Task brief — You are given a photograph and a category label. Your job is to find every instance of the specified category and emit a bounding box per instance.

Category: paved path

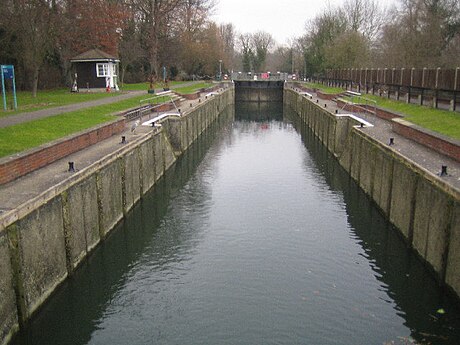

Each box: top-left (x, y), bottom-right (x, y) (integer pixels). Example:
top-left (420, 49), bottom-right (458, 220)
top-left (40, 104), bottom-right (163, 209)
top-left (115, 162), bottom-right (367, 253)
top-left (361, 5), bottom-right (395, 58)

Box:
top-left (0, 91), bottom-right (145, 128)
top-left (0, 81), bottom-right (201, 128)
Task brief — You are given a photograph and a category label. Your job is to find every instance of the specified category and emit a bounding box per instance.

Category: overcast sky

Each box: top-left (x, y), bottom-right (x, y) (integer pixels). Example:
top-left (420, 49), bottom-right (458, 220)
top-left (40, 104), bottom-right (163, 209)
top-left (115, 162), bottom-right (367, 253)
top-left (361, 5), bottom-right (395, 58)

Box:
top-left (211, 0), bottom-right (398, 45)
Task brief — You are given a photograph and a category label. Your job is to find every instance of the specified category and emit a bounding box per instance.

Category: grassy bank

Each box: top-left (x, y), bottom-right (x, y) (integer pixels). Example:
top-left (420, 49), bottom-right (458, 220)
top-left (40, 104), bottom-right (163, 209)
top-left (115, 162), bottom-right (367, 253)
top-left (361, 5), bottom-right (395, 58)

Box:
top-left (363, 95), bottom-right (460, 140)
top-left (0, 89), bottom-right (120, 117)
top-left (174, 82), bottom-right (213, 94)
top-left (304, 82), bottom-right (460, 140)
top-left (120, 80), bottom-right (189, 91)
top-left (0, 94), bottom-right (166, 158)
top-left (303, 82), bottom-right (344, 94)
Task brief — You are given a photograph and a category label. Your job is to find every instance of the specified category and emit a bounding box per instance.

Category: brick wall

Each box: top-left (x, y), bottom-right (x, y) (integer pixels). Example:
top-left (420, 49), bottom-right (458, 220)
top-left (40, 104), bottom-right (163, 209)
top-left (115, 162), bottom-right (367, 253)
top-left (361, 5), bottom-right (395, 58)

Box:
top-left (392, 119), bottom-right (460, 162)
top-left (182, 92), bottom-right (200, 100)
top-left (316, 90), bottom-right (338, 101)
top-left (0, 119), bottom-right (126, 185)
top-left (334, 98), bottom-right (459, 162)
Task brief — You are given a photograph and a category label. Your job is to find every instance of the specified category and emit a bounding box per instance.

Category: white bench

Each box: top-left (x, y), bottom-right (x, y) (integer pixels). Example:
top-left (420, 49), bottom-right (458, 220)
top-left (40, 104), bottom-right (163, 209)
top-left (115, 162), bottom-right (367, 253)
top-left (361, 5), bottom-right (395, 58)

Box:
top-left (345, 90), bottom-right (361, 97)
top-left (142, 112), bottom-right (181, 127)
top-left (336, 114), bottom-right (374, 128)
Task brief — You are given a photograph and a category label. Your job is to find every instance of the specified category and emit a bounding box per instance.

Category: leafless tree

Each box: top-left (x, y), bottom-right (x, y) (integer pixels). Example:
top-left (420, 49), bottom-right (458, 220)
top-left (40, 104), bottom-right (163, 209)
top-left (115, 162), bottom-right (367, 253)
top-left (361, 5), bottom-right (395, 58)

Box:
top-left (2, 0), bottom-right (57, 96)
top-left (343, 0), bottom-right (388, 41)
top-left (251, 31), bottom-right (274, 72)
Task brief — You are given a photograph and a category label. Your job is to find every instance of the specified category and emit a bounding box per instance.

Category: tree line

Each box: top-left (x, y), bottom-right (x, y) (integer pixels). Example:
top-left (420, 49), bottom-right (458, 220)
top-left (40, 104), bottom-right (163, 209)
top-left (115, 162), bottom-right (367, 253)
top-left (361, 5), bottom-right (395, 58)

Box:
top-left (1, 0), bottom-right (459, 95)
top-left (237, 0), bottom-right (460, 78)
top-left (0, 0), bottom-right (238, 96)
top-left (296, 0), bottom-right (460, 78)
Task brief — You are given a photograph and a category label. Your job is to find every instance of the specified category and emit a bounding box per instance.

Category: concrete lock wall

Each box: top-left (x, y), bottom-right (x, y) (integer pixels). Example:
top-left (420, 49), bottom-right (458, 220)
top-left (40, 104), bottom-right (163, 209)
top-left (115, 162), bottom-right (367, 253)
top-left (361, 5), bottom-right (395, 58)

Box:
top-left (285, 88), bottom-right (460, 299)
top-left (0, 87), bottom-right (234, 345)
top-left (234, 81), bottom-right (284, 103)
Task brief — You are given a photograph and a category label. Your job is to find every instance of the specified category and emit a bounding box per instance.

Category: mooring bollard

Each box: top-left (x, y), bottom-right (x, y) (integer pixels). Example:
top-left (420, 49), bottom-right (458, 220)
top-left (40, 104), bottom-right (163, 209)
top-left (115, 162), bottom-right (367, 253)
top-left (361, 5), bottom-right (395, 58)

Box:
top-left (121, 136), bottom-right (126, 144)
top-left (68, 162), bottom-right (75, 172)
top-left (389, 138), bottom-right (394, 146)
top-left (440, 165), bottom-right (448, 176)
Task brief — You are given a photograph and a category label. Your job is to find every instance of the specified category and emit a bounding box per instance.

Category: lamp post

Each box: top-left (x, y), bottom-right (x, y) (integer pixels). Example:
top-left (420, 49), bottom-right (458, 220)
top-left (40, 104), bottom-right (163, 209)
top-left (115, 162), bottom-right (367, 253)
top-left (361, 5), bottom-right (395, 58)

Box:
top-left (219, 60), bottom-right (222, 81)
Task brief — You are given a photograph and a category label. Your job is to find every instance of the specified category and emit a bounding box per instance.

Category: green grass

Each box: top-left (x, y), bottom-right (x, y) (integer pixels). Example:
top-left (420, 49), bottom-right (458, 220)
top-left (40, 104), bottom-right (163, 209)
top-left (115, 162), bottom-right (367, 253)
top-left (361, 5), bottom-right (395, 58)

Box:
top-left (174, 82), bottom-right (213, 94)
top-left (338, 93), bottom-right (460, 140)
top-left (361, 95), bottom-right (460, 140)
top-left (0, 88), bottom-right (120, 117)
top-left (120, 81), bottom-right (190, 91)
top-left (0, 94), bottom-right (170, 158)
top-left (302, 82), bottom-right (345, 94)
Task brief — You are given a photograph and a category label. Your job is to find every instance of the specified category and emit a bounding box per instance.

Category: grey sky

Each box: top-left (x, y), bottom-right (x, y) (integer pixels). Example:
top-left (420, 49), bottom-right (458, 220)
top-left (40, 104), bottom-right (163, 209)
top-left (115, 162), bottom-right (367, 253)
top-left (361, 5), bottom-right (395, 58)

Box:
top-left (212, 0), bottom-right (398, 45)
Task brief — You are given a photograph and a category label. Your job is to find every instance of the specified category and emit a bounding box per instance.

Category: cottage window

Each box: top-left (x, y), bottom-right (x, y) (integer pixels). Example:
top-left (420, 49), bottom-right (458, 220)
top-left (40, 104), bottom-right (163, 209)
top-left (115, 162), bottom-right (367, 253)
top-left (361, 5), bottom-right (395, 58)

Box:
top-left (96, 63), bottom-right (110, 77)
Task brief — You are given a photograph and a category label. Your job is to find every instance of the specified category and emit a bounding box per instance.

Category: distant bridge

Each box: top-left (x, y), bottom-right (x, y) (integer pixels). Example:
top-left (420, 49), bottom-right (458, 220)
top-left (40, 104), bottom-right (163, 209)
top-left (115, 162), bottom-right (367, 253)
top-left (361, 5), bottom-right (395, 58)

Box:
top-left (231, 72), bottom-right (289, 81)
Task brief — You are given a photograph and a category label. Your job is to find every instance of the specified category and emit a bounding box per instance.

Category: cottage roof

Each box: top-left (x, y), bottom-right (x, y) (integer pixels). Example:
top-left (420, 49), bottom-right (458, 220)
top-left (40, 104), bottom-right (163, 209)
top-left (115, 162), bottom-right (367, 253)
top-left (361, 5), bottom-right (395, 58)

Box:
top-left (70, 49), bottom-right (119, 62)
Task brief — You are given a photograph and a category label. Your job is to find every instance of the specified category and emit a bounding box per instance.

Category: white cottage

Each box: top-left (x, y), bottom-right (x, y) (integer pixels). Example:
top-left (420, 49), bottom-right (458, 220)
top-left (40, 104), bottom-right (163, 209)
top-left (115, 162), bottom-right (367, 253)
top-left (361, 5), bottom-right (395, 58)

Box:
top-left (70, 49), bottom-right (119, 91)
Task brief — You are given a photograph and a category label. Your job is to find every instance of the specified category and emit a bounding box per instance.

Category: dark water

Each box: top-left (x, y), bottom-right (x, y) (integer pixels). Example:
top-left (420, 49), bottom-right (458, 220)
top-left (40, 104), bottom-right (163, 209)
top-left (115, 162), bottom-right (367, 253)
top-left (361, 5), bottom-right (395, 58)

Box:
top-left (12, 103), bottom-right (460, 345)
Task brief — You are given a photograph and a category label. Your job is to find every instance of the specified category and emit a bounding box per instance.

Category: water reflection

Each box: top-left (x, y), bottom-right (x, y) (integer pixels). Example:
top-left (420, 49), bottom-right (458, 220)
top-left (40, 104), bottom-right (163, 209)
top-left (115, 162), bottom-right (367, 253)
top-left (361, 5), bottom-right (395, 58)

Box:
top-left (11, 103), bottom-right (460, 345)
top-left (285, 106), bottom-right (460, 345)
top-left (11, 106), bottom-right (235, 345)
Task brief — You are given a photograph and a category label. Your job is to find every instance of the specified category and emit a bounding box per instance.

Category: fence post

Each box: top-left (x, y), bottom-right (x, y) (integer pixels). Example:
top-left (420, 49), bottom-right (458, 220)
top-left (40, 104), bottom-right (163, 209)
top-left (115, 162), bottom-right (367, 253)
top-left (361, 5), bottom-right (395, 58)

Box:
top-left (433, 67), bottom-right (440, 109)
top-left (407, 68), bottom-right (414, 104)
top-left (451, 67), bottom-right (459, 111)
top-left (419, 67), bottom-right (426, 105)
top-left (365, 68), bottom-right (369, 94)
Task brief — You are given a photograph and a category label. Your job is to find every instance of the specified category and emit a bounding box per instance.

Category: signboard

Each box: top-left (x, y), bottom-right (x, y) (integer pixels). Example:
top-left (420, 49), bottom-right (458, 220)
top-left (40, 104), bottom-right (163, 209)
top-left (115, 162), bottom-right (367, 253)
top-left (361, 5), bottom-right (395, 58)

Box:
top-left (2, 65), bottom-right (14, 79)
top-left (1, 64), bottom-right (17, 110)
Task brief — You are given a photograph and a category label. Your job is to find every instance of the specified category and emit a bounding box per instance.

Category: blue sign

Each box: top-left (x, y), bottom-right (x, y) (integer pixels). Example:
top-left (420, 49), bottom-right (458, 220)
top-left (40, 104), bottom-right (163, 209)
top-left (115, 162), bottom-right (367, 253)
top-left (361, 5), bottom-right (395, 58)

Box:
top-left (2, 65), bottom-right (14, 79)
top-left (1, 65), bottom-right (17, 110)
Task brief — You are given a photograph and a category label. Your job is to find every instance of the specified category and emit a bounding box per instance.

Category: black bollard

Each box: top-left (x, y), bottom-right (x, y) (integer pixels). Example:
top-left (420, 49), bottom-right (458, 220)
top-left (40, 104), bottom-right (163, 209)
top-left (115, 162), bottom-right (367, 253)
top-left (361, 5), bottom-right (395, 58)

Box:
top-left (440, 165), bottom-right (448, 176)
top-left (389, 138), bottom-right (394, 146)
top-left (68, 162), bottom-right (75, 172)
top-left (121, 136), bottom-right (126, 144)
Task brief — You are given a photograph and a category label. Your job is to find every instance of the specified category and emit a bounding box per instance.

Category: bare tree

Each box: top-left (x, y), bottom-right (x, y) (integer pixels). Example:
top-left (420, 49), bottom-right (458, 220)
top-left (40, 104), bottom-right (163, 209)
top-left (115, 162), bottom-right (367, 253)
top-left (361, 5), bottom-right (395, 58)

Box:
top-left (239, 33), bottom-right (254, 72)
top-left (219, 23), bottom-right (236, 71)
top-left (251, 31), bottom-right (274, 72)
top-left (377, 0), bottom-right (460, 67)
top-left (133, 0), bottom-right (182, 78)
top-left (3, 0), bottom-right (57, 96)
top-left (343, 0), bottom-right (388, 41)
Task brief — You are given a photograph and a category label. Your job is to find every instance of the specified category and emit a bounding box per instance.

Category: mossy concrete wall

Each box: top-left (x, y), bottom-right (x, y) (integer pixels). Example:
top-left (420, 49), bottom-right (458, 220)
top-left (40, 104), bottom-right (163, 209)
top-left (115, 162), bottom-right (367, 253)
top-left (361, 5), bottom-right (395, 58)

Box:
top-left (0, 232), bottom-right (18, 345)
top-left (234, 81), bottom-right (284, 103)
top-left (0, 87), bottom-right (234, 345)
top-left (285, 88), bottom-right (460, 299)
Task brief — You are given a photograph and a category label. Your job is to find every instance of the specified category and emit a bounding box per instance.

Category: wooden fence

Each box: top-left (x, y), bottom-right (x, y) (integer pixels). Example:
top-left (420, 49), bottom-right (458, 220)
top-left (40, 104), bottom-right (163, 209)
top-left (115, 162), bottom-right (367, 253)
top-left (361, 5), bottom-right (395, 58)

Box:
top-left (318, 68), bottom-right (460, 111)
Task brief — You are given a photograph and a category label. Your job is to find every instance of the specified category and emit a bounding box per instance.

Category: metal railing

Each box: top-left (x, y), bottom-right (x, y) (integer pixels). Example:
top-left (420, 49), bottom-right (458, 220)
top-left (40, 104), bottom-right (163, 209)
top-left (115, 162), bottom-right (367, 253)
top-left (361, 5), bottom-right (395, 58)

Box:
top-left (339, 91), bottom-right (377, 116)
top-left (124, 90), bottom-right (181, 120)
